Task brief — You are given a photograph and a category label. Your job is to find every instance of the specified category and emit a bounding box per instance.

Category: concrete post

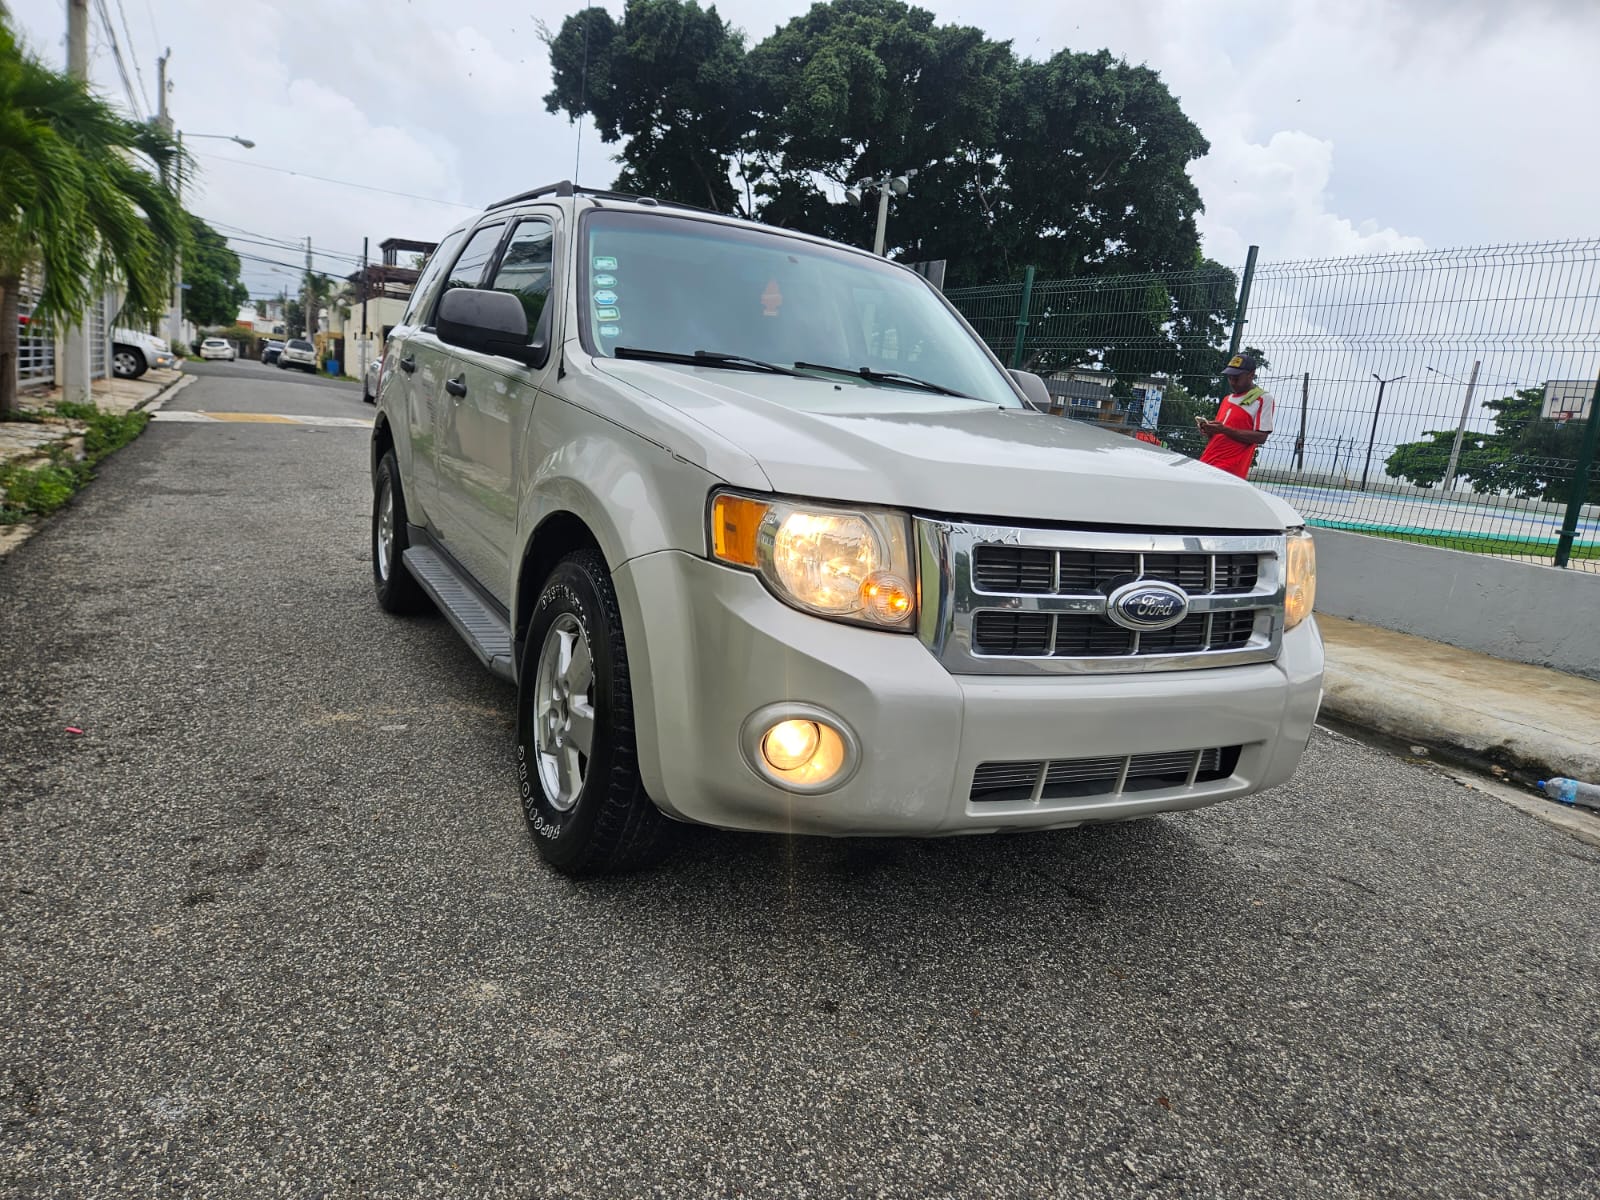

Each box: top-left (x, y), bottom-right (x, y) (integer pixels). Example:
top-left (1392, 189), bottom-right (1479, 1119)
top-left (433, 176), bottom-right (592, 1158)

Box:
top-left (60, 0), bottom-right (93, 403)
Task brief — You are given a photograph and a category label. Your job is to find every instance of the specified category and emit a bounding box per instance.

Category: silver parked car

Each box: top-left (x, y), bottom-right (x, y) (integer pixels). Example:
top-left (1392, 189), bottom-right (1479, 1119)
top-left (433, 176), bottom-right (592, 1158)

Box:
top-left (362, 351), bottom-right (381, 403)
top-left (277, 338), bottom-right (316, 372)
top-left (369, 181), bottom-right (1323, 876)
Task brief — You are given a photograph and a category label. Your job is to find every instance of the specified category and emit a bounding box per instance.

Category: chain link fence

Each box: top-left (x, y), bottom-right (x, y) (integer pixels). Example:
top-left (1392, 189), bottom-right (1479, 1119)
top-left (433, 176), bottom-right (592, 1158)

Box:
top-left (946, 240), bottom-right (1600, 567)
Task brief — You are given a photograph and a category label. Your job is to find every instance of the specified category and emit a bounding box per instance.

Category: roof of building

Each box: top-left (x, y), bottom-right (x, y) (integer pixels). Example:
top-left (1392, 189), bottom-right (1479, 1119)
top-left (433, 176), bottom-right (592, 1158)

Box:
top-left (1044, 376), bottom-right (1114, 404)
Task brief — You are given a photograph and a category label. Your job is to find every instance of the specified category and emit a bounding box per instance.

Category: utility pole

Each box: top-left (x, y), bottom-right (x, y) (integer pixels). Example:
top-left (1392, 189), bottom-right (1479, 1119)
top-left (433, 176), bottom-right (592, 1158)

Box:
top-left (359, 236), bottom-right (369, 383)
top-left (1441, 360), bottom-right (1482, 493)
top-left (304, 237), bottom-right (314, 342)
top-left (156, 49), bottom-right (184, 351)
top-left (67, 1), bottom-right (89, 76)
top-left (1361, 373), bottom-right (1406, 492)
top-left (61, 1), bottom-right (93, 404)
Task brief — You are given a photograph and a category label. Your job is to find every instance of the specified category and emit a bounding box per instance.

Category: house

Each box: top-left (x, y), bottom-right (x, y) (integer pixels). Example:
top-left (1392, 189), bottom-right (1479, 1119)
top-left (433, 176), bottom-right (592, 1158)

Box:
top-left (331, 236), bottom-right (437, 374)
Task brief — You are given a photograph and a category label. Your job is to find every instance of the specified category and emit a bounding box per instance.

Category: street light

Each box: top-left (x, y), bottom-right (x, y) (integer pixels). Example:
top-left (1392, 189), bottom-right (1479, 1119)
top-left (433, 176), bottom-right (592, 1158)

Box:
top-left (842, 169), bottom-right (918, 257)
top-left (1360, 372), bottom-right (1406, 492)
top-left (1428, 362), bottom-right (1482, 493)
top-left (163, 129), bottom-right (256, 348)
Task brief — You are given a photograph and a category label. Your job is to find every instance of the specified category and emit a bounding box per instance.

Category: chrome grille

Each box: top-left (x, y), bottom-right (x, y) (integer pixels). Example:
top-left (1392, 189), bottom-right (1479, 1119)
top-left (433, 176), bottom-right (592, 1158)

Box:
top-left (971, 747), bottom-right (1236, 803)
top-left (919, 521), bottom-right (1285, 675)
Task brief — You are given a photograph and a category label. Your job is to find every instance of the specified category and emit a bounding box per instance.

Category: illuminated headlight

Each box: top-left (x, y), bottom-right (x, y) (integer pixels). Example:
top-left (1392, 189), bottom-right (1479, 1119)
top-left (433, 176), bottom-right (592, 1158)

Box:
top-left (1285, 528), bottom-right (1316, 630)
top-left (709, 492), bottom-right (916, 630)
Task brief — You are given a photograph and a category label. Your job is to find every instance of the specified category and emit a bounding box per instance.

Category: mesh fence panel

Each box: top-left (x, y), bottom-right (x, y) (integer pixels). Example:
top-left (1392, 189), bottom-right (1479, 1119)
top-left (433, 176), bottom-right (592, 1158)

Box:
top-left (947, 241), bottom-right (1600, 566)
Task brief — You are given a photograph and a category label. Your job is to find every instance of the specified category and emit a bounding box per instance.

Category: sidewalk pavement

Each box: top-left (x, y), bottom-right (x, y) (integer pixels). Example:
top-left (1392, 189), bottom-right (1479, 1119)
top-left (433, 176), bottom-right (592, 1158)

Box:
top-left (1318, 613), bottom-right (1600, 787)
top-left (0, 367), bottom-right (189, 558)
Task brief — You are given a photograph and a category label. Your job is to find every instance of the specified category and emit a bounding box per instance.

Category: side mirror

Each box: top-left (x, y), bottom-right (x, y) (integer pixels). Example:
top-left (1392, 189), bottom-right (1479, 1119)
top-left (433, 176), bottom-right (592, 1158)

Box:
top-left (1009, 368), bottom-right (1052, 413)
top-left (437, 288), bottom-right (544, 367)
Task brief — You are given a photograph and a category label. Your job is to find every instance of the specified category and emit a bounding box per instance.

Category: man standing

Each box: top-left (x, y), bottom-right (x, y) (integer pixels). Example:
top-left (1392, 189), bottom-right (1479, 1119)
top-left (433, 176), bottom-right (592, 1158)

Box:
top-left (1198, 353), bottom-right (1275, 479)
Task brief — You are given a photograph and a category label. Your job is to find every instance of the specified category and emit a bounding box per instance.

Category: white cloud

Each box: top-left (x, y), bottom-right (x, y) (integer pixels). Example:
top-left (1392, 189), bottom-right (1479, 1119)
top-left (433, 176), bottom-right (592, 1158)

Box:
top-left (10, 0), bottom-right (1599, 295)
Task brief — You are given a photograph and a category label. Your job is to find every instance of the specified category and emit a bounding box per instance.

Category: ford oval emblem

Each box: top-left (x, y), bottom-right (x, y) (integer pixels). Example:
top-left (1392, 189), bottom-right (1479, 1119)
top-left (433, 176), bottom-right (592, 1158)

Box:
top-left (1106, 580), bottom-right (1190, 632)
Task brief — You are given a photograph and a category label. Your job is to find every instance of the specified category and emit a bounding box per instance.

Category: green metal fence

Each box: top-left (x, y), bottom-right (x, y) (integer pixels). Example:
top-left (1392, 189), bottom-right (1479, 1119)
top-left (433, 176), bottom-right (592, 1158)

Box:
top-left (946, 240), bottom-right (1600, 568)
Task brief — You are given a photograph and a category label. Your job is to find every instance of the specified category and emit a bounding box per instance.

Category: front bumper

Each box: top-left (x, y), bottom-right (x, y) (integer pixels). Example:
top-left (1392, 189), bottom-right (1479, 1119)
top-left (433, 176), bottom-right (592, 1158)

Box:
top-left (613, 551), bottom-right (1324, 837)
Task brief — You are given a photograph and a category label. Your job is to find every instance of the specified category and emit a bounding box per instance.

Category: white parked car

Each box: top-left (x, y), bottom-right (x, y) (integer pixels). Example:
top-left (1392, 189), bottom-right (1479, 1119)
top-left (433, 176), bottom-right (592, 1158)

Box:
top-left (278, 338), bottom-right (317, 372)
top-left (199, 337), bottom-right (238, 361)
top-left (111, 327), bottom-right (178, 377)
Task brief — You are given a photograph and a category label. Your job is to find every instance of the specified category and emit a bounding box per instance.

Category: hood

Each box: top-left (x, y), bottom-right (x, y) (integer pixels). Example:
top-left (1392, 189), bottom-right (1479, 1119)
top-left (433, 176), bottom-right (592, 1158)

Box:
top-left (594, 361), bottom-right (1297, 531)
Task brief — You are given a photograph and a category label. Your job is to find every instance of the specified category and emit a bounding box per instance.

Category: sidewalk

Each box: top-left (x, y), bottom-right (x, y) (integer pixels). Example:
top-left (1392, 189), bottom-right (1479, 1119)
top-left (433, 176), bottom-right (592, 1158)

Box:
top-left (0, 367), bottom-right (189, 558)
top-left (1318, 613), bottom-right (1600, 786)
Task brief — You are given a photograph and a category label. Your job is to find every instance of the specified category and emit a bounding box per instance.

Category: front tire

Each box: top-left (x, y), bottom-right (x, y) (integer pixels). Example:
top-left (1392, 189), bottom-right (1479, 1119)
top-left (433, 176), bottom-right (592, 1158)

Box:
top-left (111, 346), bottom-right (146, 379)
top-left (516, 550), bottom-right (670, 876)
top-left (371, 450), bottom-right (431, 615)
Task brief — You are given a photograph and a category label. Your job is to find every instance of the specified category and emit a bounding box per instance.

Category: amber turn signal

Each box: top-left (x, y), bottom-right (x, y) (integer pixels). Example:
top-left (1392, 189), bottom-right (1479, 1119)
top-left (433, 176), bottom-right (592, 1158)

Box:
top-left (711, 494), bottom-right (769, 568)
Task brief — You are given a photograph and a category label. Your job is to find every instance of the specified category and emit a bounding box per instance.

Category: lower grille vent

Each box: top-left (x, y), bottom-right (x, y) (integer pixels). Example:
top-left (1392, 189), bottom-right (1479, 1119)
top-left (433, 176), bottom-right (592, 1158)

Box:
top-left (970, 746), bottom-right (1237, 803)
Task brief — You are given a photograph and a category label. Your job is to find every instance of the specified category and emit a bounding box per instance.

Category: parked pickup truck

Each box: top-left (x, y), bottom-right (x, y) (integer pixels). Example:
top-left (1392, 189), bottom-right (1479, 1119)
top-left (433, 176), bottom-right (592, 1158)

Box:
top-left (369, 181), bottom-right (1323, 876)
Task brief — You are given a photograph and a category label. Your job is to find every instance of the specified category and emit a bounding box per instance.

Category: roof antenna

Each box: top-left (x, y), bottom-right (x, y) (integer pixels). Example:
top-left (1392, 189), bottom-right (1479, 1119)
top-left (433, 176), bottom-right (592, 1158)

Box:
top-left (574, 1), bottom-right (592, 184)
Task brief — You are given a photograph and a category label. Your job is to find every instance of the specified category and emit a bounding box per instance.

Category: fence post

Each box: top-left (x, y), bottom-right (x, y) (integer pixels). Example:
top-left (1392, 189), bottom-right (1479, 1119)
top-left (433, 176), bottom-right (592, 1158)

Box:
top-left (1010, 265), bottom-right (1036, 370)
top-left (1295, 371), bottom-right (1308, 472)
top-left (1228, 245), bottom-right (1259, 358)
top-left (1553, 370), bottom-right (1600, 568)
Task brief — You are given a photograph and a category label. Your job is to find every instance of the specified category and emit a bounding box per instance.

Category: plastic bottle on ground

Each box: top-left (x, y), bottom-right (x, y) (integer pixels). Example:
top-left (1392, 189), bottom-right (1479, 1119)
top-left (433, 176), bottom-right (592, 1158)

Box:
top-left (1538, 778), bottom-right (1600, 811)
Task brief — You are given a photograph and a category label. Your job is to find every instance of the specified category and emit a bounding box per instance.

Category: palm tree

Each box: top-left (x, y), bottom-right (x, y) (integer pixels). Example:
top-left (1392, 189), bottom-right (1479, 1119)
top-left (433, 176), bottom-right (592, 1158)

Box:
top-left (0, 16), bottom-right (188, 418)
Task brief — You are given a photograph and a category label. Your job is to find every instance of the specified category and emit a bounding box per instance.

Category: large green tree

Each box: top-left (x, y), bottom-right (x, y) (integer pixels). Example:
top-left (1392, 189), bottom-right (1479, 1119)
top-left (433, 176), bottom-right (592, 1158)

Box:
top-left (183, 214), bottom-right (248, 328)
top-left (0, 15), bottom-right (187, 418)
top-left (1385, 385), bottom-right (1598, 503)
top-left (544, 0), bottom-right (1214, 288)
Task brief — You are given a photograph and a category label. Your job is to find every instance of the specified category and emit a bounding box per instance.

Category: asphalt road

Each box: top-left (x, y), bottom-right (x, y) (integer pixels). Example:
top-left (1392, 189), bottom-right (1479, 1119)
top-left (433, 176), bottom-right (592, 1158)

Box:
top-left (184, 356), bottom-right (366, 401)
top-left (2, 366), bottom-right (1597, 1198)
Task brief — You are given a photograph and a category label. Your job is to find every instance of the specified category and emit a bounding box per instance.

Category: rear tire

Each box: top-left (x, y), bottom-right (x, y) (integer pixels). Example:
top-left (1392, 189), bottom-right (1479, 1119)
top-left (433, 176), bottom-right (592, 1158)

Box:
top-left (516, 550), bottom-right (671, 876)
top-left (371, 450), bottom-right (431, 615)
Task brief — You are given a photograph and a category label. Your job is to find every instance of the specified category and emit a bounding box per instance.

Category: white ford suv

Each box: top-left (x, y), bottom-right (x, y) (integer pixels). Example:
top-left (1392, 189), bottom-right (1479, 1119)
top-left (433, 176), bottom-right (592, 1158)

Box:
top-left (369, 182), bottom-right (1323, 876)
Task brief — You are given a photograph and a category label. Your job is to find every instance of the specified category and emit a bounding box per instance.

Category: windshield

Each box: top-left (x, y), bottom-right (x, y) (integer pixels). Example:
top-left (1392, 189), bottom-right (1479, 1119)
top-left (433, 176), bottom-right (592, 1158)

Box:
top-left (287, 340), bottom-right (312, 351)
top-left (581, 210), bottom-right (1019, 407)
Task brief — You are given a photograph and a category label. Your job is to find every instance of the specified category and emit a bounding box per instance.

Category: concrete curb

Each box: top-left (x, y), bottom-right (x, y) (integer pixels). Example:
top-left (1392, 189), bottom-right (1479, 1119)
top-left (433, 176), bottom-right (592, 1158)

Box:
top-left (1318, 663), bottom-right (1600, 787)
top-left (137, 372), bottom-right (193, 413)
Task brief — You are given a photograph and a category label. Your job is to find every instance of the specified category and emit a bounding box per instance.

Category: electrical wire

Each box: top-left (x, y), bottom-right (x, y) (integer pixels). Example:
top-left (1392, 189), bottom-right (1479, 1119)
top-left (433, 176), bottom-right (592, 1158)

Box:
top-left (113, 0), bottom-right (153, 115)
top-left (91, 0), bottom-right (144, 120)
top-left (192, 153), bottom-right (478, 209)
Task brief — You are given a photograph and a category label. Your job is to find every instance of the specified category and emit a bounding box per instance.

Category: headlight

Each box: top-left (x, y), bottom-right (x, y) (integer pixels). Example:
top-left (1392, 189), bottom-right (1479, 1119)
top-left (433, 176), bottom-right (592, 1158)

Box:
top-left (1285, 528), bottom-right (1316, 630)
top-left (710, 492), bottom-right (916, 630)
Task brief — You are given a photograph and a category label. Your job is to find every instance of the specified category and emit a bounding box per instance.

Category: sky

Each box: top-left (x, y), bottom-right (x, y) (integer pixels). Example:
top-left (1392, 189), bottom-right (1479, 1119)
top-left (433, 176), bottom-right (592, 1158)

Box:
top-left (10, 0), bottom-right (1600, 303)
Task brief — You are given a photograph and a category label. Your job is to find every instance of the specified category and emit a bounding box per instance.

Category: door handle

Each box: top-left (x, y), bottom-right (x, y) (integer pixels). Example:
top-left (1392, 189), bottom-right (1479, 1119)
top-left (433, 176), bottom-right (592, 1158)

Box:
top-left (399, 354), bottom-right (416, 374)
top-left (445, 374), bottom-right (468, 398)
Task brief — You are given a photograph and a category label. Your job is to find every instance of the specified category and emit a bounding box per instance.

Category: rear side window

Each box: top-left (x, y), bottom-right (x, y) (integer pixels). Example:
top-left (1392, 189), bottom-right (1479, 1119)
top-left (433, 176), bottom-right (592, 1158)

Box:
top-left (429, 223), bottom-right (507, 322)
top-left (487, 218), bottom-right (555, 337)
top-left (402, 228), bottom-right (466, 327)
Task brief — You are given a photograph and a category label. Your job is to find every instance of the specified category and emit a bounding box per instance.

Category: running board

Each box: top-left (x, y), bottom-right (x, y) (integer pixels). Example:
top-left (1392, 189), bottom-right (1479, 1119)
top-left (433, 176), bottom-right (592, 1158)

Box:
top-left (401, 544), bottom-right (516, 682)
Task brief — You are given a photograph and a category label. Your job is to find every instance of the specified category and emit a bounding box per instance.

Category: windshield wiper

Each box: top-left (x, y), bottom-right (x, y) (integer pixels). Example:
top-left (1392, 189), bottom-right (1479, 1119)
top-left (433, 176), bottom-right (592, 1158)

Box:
top-left (792, 361), bottom-right (975, 399)
top-left (613, 347), bottom-right (799, 376)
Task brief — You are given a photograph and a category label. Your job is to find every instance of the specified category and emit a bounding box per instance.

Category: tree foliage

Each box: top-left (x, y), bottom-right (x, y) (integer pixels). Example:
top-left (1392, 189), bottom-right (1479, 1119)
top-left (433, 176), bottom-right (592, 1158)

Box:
top-left (1385, 386), bottom-right (1598, 503)
top-left (544, 0), bottom-right (1213, 288)
top-left (0, 15), bottom-right (188, 417)
top-left (183, 214), bottom-right (248, 328)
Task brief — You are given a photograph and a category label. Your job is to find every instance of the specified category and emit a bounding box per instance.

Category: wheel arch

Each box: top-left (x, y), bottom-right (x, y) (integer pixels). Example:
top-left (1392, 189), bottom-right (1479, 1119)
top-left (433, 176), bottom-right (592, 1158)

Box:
top-left (371, 413), bottom-right (395, 481)
top-left (513, 510), bottom-right (607, 673)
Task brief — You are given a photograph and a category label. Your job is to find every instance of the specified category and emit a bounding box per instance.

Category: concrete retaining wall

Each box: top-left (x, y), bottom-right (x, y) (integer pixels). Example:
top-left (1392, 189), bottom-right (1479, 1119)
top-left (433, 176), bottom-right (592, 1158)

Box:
top-left (1312, 527), bottom-right (1600, 679)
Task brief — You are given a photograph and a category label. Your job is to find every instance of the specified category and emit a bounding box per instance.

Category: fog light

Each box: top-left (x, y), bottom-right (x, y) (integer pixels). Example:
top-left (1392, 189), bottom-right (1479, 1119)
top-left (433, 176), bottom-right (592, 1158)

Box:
top-left (762, 720), bottom-right (821, 771)
top-left (741, 704), bottom-right (861, 794)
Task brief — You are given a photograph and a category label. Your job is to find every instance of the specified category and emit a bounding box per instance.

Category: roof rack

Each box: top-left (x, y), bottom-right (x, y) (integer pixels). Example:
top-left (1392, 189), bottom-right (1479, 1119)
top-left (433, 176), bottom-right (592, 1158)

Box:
top-left (484, 180), bottom-right (724, 217)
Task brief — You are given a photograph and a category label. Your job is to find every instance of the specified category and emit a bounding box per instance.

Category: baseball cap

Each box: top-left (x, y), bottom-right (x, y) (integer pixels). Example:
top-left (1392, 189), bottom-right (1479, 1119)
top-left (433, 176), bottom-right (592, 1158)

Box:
top-left (1222, 353), bottom-right (1257, 376)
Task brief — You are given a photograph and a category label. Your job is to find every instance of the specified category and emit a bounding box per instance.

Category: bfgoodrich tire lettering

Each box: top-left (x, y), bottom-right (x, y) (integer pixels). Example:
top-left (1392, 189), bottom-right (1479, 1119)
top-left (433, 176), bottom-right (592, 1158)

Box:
top-left (516, 549), bottom-right (670, 875)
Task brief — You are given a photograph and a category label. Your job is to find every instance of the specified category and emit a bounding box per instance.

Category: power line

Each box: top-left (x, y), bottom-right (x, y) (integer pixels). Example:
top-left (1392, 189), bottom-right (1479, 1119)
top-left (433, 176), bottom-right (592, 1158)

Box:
top-left (91, 0), bottom-right (144, 119)
top-left (192, 153), bottom-right (478, 209)
top-left (113, 0), bottom-right (153, 114)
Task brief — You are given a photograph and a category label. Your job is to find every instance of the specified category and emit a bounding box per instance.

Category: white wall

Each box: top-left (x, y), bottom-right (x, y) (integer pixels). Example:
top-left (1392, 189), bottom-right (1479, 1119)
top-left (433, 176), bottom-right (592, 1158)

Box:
top-left (1313, 527), bottom-right (1600, 679)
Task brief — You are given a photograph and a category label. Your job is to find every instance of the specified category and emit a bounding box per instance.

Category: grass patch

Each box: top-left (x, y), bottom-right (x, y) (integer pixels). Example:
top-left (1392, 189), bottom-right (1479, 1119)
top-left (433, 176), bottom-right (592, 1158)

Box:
top-left (1320, 523), bottom-right (1600, 561)
top-left (0, 403), bottom-right (150, 524)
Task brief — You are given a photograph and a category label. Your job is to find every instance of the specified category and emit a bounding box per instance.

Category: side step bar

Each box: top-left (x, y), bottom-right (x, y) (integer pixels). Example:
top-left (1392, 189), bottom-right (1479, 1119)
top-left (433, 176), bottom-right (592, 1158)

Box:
top-left (401, 543), bottom-right (516, 682)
